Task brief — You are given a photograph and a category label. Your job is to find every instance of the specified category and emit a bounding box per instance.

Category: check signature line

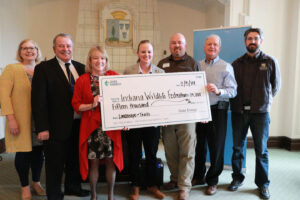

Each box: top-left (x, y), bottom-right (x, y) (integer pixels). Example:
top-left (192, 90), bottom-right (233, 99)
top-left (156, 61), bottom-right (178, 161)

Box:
top-left (151, 98), bottom-right (191, 106)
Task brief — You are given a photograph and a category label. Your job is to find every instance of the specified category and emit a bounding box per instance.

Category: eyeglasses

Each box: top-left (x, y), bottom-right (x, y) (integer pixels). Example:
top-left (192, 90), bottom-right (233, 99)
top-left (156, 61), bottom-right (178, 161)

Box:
top-left (246, 36), bottom-right (261, 41)
top-left (21, 47), bottom-right (37, 51)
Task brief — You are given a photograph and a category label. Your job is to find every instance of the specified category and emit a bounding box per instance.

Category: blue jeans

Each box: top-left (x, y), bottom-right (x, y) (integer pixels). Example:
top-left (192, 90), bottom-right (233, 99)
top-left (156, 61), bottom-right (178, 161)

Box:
top-left (231, 112), bottom-right (270, 187)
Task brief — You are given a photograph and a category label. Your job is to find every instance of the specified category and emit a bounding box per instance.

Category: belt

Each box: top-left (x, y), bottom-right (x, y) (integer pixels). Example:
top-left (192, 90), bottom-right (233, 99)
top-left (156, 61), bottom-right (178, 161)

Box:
top-left (211, 101), bottom-right (229, 110)
top-left (243, 105), bottom-right (251, 110)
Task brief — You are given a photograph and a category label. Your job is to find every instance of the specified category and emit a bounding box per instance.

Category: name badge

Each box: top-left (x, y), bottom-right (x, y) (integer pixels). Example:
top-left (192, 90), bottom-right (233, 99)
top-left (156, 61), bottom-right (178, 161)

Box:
top-left (259, 63), bottom-right (267, 70)
top-left (162, 63), bottom-right (170, 68)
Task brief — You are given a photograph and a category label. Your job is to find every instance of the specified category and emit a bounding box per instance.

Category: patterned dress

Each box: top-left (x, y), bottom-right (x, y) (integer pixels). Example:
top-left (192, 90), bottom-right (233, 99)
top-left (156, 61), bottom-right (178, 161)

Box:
top-left (87, 73), bottom-right (113, 160)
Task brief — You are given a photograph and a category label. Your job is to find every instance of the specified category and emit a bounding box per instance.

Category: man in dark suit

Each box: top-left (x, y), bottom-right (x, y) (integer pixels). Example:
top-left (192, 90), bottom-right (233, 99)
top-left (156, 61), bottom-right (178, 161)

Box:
top-left (32, 33), bottom-right (90, 200)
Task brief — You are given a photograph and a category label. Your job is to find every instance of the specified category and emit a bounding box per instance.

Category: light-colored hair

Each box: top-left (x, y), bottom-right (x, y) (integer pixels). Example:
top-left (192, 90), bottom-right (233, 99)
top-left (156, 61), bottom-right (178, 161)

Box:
top-left (16, 39), bottom-right (42, 63)
top-left (85, 45), bottom-right (110, 73)
top-left (205, 34), bottom-right (222, 46)
top-left (52, 33), bottom-right (73, 48)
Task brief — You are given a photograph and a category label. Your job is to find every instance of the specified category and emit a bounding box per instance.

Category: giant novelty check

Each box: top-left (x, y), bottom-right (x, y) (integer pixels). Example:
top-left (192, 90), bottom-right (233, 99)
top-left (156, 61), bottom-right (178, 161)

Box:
top-left (99, 72), bottom-right (211, 131)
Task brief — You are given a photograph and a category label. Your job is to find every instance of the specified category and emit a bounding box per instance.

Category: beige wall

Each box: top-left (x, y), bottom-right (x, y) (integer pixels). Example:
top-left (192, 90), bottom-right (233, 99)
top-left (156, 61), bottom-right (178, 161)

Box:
top-left (205, 0), bottom-right (225, 28)
top-left (0, 0), bottom-right (224, 69)
top-left (0, 0), bottom-right (79, 69)
top-left (74, 0), bottom-right (164, 74)
top-left (27, 0), bottom-right (79, 61)
top-left (157, 0), bottom-right (224, 57)
top-left (0, 0), bottom-right (29, 70)
top-left (158, 0), bottom-right (206, 56)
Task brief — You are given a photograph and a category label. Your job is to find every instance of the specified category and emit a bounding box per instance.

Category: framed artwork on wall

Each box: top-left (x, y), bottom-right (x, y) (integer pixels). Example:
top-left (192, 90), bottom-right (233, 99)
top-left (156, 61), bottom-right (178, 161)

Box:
top-left (106, 10), bottom-right (133, 47)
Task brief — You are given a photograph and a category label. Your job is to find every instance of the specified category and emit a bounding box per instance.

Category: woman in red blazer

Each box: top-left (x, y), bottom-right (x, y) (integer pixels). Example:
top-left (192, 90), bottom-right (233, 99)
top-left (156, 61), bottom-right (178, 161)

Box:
top-left (72, 46), bottom-right (123, 200)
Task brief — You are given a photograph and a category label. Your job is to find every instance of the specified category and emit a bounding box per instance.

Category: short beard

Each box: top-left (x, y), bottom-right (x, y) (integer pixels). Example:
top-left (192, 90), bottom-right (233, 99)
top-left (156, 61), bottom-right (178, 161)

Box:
top-left (246, 45), bottom-right (258, 53)
top-left (172, 49), bottom-right (184, 58)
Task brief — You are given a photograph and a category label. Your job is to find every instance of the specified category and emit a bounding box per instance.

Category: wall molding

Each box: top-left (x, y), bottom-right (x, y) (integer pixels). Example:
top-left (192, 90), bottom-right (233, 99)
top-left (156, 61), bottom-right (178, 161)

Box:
top-left (0, 139), bottom-right (5, 153)
top-left (247, 136), bottom-right (300, 151)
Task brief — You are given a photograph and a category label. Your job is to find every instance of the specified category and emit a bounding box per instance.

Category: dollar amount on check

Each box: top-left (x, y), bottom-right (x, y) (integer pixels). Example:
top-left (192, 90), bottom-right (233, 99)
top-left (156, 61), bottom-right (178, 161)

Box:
top-left (99, 72), bottom-right (211, 131)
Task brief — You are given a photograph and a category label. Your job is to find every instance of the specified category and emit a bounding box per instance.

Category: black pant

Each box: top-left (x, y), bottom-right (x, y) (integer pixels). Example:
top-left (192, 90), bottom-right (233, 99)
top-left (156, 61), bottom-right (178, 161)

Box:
top-left (15, 146), bottom-right (44, 187)
top-left (126, 127), bottom-right (160, 187)
top-left (44, 119), bottom-right (82, 200)
top-left (194, 106), bottom-right (228, 186)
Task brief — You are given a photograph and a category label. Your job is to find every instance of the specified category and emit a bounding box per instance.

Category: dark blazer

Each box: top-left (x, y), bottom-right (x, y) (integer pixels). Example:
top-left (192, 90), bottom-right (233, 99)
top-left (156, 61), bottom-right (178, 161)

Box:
top-left (31, 57), bottom-right (85, 141)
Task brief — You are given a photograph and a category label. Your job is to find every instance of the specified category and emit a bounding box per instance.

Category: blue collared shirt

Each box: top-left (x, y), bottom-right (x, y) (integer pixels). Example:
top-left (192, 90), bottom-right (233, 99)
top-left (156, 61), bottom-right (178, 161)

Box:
top-left (200, 56), bottom-right (237, 105)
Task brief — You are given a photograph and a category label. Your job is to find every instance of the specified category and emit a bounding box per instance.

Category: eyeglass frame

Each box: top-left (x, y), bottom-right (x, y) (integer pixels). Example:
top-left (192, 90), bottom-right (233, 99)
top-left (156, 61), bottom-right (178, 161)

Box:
top-left (21, 47), bottom-right (38, 51)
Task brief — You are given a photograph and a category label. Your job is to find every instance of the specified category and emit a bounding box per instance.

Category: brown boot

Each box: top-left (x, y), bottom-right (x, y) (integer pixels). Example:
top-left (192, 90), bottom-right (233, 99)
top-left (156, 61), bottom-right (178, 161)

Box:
top-left (147, 186), bottom-right (166, 199)
top-left (32, 182), bottom-right (46, 196)
top-left (178, 190), bottom-right (189, 200)
top-left (206, 185), bottom-right (217, 195)
top-left (21, 186), bottom-right (32, 200)
top-left (129, 186), bottom-right (140, 200)
top-left (164, 181), bottom-right (177, 190)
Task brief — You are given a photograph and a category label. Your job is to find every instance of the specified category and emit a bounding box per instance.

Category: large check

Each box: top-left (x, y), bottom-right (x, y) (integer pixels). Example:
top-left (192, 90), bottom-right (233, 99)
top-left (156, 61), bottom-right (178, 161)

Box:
top-left (99, 72), bottom-right (211, 131)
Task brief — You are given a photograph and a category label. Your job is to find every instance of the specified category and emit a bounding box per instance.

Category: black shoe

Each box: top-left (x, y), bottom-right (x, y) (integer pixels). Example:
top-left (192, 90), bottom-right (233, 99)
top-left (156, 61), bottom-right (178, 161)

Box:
top-left (228, 180), bottom-right (243, 191)
top-left (259, 186), bottom-right (270, 199)
top-left (64, 189), bottom-right (90, 197)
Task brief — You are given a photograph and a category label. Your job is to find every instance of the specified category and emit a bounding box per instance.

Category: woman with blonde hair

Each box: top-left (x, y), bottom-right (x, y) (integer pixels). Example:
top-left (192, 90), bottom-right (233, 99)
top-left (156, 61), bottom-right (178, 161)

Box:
top-left (123, 40), bottom-right (166, 200)
top-left (0, 39), bottom-right (45, 200)
top-left (72, 45), bottom-right (123, 200)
